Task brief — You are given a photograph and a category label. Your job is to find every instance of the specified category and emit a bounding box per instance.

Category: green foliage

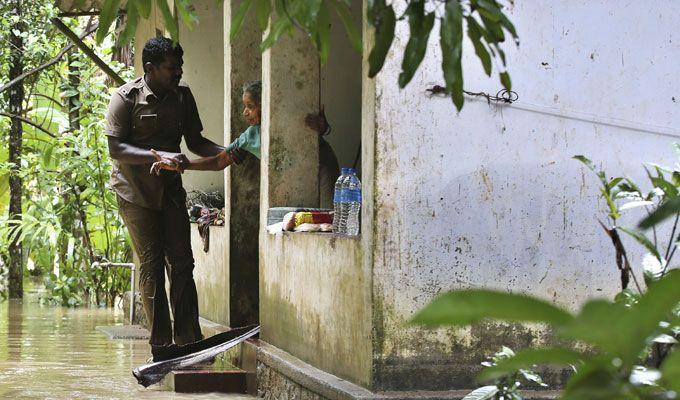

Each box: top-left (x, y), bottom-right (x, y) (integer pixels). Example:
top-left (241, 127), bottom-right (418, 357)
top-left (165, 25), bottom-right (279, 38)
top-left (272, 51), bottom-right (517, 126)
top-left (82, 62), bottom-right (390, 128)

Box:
top-left (641, 197), bottom-right (680, 229)
top-left (411, 289), bottom-right (573, 327)
top-left (99, 0), bottom-right (518, 111)
top-left (44, 273), bottom-right (83, 307)
top-left (573, 153), bottom-right (680, 292)
top-left (461, 346), bottom-right (547, 400)
top-left (412, 271), bottom-right (680, 399)
top-left (478, 347), bottom-right (581, 383)
top-left (96, 0), bottom-right (122, 44)
top-left (0, 8), bottom-right (134, 305)
top-left (413, 152), bottom-right (680, 397)
top-left (441, 1), bottom-right (464, 109)
top-left (398, 1), bottom-right (435, 88)
top-left (367, 0), bottom-right (395, 77)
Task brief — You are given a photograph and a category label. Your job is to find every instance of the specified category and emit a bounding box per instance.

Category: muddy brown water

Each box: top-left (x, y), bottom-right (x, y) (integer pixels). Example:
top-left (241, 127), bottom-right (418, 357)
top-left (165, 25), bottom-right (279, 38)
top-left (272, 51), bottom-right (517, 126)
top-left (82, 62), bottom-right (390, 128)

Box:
top-left (0, 289), bottom-right (252, 399)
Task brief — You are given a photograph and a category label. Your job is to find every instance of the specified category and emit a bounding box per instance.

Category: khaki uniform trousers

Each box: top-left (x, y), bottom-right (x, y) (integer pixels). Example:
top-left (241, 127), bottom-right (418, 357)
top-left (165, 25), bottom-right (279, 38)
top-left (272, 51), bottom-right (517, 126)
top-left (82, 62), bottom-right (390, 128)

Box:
top-left (117, 195), bottom-right (203, 346)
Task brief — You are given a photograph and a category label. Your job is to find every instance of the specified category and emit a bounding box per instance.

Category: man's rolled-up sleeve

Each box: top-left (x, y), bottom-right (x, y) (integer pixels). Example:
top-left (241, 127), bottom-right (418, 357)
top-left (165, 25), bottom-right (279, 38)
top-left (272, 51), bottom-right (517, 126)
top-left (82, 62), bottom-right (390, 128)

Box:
top-left (105, 92), bottom-right (131, 139)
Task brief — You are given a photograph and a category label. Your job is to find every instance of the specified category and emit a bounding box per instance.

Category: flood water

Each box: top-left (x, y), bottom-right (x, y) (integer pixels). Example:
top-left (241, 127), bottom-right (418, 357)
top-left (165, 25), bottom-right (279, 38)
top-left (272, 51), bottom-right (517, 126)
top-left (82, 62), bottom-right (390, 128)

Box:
top-left (0, 288), bottom-right (251, 399)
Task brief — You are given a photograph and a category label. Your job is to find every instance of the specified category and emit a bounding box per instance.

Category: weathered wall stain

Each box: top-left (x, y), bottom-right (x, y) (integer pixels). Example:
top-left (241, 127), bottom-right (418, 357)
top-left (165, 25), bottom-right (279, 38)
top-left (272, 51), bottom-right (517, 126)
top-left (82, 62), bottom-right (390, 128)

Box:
top-left (369, 0), bottom-right (679, 391)
top-left (260, 233), bottom-right (371, 387)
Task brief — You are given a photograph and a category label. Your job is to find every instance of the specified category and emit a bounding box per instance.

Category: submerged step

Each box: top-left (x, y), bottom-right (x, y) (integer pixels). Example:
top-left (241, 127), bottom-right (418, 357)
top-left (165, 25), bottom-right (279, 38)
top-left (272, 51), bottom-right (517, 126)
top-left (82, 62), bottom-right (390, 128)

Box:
top-left (165, 369), bottom-right (250, 393)
top-left (95, 324), bottom-right (150, 340)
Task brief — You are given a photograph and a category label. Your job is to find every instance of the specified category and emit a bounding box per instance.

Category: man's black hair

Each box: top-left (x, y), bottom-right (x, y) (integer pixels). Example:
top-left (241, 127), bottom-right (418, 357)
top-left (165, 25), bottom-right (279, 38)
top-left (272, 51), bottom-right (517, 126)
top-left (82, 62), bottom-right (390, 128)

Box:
top-left (142, 37), bottom-right (184, 68)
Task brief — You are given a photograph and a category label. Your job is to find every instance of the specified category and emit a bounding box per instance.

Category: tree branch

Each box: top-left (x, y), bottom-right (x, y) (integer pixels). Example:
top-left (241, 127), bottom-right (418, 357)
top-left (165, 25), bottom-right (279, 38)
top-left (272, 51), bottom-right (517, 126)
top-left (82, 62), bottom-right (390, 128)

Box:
top-left (0, 24), bottom-right (98, 95)
top-left (0, 112), bottom-right (57, 138)
top-left (51, 18), bottom-right (124, 86)
top-left (32, 93), bottom-right (65, 108)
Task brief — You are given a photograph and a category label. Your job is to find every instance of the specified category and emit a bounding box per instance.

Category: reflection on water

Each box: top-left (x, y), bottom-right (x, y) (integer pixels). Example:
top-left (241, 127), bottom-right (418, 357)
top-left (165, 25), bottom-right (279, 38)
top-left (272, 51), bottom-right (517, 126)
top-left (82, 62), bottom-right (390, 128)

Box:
top-left (0, 289), bottom-right (251, 400)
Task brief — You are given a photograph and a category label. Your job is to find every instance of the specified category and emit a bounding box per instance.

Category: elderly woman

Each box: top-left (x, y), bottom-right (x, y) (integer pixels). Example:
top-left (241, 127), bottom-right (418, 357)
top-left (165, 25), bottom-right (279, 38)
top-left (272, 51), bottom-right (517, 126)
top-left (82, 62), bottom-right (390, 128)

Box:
top-left (152, 80), bottom-right (340, 208)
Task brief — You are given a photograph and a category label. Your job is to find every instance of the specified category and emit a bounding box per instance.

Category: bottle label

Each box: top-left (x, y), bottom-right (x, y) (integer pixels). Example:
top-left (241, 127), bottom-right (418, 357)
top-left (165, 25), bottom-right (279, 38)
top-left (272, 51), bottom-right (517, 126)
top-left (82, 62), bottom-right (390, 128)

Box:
top-left (339, 188), bottom-right (348, 202)
top-left (346, 189), bottom-right (362, 203)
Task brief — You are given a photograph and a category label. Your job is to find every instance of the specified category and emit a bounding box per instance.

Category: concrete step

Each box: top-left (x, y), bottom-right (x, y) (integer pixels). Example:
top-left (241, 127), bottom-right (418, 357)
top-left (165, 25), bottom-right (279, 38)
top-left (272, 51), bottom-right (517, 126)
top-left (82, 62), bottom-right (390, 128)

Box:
top-left (164, 369), bottom-right (255, 394)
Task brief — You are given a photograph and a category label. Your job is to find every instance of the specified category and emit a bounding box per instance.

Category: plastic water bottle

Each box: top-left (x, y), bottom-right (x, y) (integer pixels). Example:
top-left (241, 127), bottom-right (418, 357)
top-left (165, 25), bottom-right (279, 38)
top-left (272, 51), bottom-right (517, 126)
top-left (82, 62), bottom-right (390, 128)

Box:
top-left (338, 170), bottom-right (352, 235)
top-left (332, 168), bottom-right (349, 233)
top-left (344, 169), bottom-right (361, 236)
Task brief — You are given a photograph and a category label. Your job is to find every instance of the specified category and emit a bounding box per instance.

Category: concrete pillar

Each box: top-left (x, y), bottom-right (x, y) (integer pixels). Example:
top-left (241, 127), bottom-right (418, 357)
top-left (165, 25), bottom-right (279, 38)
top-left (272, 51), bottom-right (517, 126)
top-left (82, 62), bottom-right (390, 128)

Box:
top-left (260, 20), bottom-right (320, 221)
top-left (224, 0), bottom-right (262, 327)
top-left (180, 0), bottom-right (225, 192)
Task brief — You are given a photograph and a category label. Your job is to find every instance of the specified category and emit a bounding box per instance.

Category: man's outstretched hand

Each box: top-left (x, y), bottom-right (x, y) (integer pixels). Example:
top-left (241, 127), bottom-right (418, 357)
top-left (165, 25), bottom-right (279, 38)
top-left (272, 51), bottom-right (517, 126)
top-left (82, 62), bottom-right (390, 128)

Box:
top-left (305, 106), bottom-right (330, 135)
top-left (150, 149), bottom-right (189, 175)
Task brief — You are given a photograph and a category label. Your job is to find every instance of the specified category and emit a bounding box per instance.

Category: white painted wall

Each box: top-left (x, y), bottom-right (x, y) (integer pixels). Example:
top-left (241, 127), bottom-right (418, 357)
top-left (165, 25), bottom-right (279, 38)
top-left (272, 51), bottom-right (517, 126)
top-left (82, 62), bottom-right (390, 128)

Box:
top-left (371, 0), bottom-right (680, 376)
top-left (179, 0), bottom-right (225, 193)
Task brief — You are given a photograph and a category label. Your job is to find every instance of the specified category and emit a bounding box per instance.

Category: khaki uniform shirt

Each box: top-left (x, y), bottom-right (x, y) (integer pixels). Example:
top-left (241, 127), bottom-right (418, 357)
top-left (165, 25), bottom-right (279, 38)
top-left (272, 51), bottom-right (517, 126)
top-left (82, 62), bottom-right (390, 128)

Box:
top-left (105, 76), bottom-right (203, 210)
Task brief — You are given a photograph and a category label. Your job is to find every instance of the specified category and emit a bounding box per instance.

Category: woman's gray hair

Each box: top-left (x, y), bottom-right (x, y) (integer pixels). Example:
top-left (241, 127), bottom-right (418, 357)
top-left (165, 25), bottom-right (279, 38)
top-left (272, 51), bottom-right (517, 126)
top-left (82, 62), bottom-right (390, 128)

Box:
top-left (242, 80), bottom-right (261, 105)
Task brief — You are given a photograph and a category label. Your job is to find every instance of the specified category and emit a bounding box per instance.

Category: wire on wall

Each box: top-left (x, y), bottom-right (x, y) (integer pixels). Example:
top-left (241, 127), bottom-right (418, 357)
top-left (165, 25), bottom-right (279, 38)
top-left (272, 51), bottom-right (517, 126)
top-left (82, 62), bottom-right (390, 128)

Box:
top-left (426, 84), bottom-right (519, 105)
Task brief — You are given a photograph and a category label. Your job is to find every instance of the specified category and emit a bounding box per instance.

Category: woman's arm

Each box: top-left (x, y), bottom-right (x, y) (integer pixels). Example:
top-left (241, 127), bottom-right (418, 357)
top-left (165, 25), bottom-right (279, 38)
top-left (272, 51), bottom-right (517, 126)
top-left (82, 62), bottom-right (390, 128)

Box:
top-left (150, 148), bottom-right (244, 175)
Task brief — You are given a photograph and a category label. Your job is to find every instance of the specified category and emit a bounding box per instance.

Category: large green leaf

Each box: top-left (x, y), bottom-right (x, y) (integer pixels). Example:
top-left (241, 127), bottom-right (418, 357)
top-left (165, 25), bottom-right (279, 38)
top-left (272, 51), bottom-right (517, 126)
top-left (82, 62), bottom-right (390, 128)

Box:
top-left (477, 0), bottom-right (518, 41)
top-left (661, 348), bottom-right (680, 393)
top-left (314, 1), bottom-right (331, 65)
top-left (398, 1), bottom-right (435, 88)
top-left (618, 227), bottom-right (661, 262)
top-left (639, 196), bottom-right (680, 229)
top-left (562, 272), bottom-right (680, 364)
top-left (410, 289), bottom-right (574, 327)
top-left (479, 13), bottom-right (505, 43)
top-left (260, 15), bottom-right (293, 51)
top-left (650, 174), bottom-right (678, 198)
top-left (292, 0), bottom-right (322, 31)
top-left (333, 0), bottom-right (362, 54)
top-left (478, 348), bottom-right (585, 382)
top-left (627, 270), bottom-right (680, 352)
top-left (135, 0), bottom-right (152, 18)
top-left (118, 2), bottom-right (140, 46)
top-left (499, 71), bottom-right (511, 91)
top-left (256, 0), bottom-right (273, 30)
top-left (440, 1), bottom-right (464, 110)
top-left (175, 0), bottom-right (199, 31)
top-left (558, 300), bottom-right (632, 358)
top-left (156, 0), bottom-right (179, 42)
top-left (561, 358), bottom-right (620, 400)
top-left (367, 0), bottom-right (395, 78)
top-left (467, 17), bottom-right (491, 76)
top-left (230, 0), bottom-right (254, 42)
top-left (96, 0), bottom-right (122, 44)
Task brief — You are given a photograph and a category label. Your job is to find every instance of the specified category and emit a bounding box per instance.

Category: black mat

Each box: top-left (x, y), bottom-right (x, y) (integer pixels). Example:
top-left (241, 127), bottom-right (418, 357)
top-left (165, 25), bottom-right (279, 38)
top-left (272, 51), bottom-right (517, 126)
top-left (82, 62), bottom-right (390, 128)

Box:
top-left (132, 324), bottom-right (259, 387)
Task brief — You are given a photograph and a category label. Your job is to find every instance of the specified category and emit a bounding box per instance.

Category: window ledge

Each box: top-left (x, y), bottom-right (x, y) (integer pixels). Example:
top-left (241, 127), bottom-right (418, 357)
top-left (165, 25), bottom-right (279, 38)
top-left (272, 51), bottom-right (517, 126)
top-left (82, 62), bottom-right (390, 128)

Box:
top-left (268, 230), bottom-right (360, 240)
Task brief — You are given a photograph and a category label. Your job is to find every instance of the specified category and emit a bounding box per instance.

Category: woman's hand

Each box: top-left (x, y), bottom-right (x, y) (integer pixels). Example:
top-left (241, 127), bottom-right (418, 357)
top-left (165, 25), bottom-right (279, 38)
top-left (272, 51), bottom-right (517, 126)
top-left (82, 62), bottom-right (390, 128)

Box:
top-left (305, 106), bottom-right (330, 136)
top-left (216, 148), bottom-right (247, 169)
top-left (149, 149), bottom-right (188, 175)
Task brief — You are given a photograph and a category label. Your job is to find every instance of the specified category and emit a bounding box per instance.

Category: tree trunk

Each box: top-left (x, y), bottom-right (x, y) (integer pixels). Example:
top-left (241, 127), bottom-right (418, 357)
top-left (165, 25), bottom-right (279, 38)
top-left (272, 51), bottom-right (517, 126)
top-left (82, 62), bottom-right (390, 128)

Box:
top-left (67, 51), bottom-right (80, 131)
top-left (7, 0), bottom-right (25, 299)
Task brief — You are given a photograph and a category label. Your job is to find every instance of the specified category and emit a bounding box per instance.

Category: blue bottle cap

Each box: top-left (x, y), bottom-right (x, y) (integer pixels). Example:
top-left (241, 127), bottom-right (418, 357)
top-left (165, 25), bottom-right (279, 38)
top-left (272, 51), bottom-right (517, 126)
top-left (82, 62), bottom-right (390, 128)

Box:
top-left (340, 167), bottom-right (351, 174)
top-left (346, 168), bottom-right (356, 174)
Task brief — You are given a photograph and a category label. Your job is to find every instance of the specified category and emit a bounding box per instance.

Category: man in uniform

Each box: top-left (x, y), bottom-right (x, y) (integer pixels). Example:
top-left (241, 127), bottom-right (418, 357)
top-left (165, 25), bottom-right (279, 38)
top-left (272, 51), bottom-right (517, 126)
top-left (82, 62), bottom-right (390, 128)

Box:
top-left (105, 37), bottom-right (241, 358)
